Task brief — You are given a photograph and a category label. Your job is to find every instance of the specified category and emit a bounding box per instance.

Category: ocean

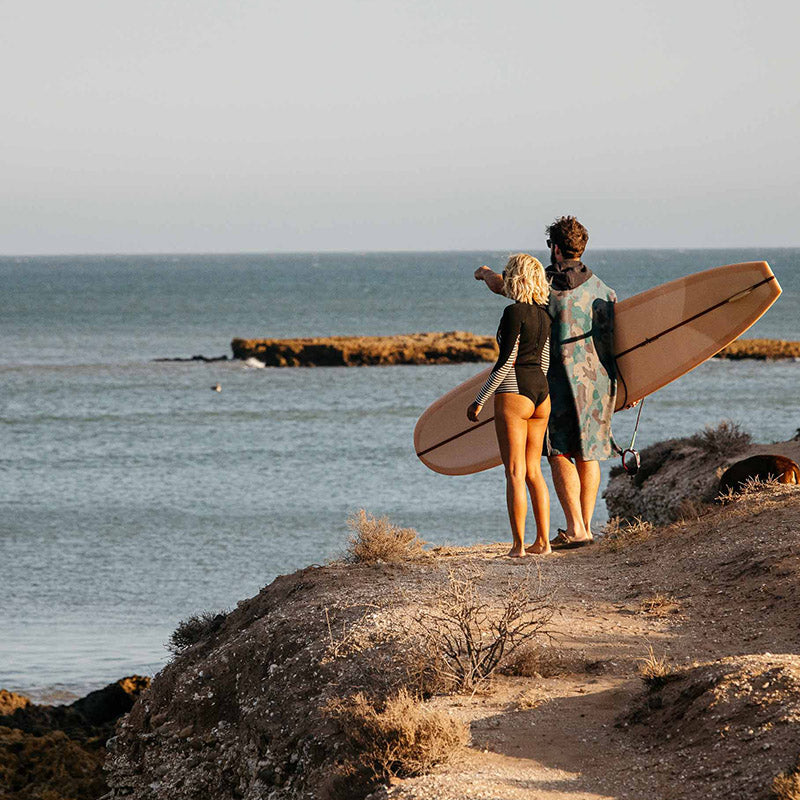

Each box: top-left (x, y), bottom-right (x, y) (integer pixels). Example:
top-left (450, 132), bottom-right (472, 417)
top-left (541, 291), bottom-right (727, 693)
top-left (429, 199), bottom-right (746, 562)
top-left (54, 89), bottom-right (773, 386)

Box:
top-left (1, 249), bottom-right (798, 701)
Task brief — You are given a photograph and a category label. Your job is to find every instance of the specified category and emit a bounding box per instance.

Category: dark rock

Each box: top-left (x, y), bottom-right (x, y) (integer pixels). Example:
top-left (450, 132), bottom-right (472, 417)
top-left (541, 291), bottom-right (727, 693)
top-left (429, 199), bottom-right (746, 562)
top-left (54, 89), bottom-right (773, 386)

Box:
top-left (718, 454), bottom-right (800, 495)
top-left (152, 354), bottom-right (229, 362)
top-left (70, 676), bottom-right (151, 728)
top-left (0, 676), bottom-right (150, 800)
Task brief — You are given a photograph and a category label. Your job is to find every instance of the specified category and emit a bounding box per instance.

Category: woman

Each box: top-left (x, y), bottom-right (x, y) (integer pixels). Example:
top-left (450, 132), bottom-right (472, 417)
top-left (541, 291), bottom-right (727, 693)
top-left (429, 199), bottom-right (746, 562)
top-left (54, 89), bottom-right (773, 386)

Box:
top-left (467, 254), bottom-right (551, 557)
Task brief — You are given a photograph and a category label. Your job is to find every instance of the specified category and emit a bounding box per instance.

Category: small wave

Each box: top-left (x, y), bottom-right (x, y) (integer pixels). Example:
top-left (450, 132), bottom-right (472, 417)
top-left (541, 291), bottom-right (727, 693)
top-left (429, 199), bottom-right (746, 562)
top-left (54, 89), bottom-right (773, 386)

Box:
top-left (243, 357), bottom-right (266, 369)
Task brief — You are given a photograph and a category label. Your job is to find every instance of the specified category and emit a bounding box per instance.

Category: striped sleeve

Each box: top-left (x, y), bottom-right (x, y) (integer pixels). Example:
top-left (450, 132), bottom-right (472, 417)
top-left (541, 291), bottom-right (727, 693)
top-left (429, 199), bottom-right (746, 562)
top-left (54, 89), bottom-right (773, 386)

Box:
top-left (540, 335), bottom-right (550, 374)
top-left (475, 333), bottom-right (519, 407)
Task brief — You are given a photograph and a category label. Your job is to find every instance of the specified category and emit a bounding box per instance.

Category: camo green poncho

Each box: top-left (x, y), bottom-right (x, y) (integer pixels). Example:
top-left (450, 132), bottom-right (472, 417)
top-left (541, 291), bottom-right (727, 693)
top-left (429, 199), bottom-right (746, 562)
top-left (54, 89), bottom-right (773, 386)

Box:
top-left (545, 274), bottom-right (617, 460)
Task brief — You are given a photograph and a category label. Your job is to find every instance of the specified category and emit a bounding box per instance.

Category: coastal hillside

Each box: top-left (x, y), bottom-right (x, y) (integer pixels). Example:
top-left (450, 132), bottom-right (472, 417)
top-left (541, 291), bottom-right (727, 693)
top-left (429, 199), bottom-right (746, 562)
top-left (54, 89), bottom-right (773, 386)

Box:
top-left (103, 458), bottom-right (800, 800)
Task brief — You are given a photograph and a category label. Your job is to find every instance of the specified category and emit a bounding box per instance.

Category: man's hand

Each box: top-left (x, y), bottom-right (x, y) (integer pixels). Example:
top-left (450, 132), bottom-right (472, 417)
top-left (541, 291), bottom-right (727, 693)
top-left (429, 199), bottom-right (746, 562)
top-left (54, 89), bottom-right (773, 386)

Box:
top-left (467, 401), bottom-right (482, 422)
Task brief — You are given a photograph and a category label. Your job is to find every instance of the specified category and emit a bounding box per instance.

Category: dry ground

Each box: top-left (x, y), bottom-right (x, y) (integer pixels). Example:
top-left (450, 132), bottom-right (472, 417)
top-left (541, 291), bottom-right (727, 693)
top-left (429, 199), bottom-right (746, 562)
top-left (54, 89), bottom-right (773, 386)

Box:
top-left (368, 482), bottom-right (800, 800)
top-left (106, 482), bottom-right (800, 800)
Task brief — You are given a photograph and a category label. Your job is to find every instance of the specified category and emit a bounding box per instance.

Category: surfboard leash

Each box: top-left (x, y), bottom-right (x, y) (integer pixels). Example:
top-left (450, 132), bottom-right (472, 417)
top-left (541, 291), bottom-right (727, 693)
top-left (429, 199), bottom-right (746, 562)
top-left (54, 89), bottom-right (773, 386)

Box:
top-left (622, 397), bottom-right (645, 475)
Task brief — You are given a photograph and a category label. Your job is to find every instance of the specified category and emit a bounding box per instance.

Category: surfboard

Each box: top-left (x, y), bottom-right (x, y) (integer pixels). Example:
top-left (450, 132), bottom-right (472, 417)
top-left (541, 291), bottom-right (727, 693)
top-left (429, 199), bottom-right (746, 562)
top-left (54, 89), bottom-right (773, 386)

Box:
top-left (414, 261), bottom-right (781, 475)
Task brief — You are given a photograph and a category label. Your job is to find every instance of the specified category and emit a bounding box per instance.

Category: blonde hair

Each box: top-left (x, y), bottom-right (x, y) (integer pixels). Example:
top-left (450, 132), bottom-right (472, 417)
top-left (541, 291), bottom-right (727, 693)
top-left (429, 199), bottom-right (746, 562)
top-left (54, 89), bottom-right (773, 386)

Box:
top-left (502, 253), bottom-right (549, 305)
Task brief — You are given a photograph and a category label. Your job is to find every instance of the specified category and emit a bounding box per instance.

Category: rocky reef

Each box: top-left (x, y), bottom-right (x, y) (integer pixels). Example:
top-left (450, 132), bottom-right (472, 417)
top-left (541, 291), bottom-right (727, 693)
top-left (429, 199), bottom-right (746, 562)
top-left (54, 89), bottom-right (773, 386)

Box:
top-left (0, 677), bottom-right (150, 800)
top-left (231, 332), bottom-right (498, 366)
top-left (147, 335), bottom-right (800, 368)
top-left (716, 338), bottom-right (800, 359)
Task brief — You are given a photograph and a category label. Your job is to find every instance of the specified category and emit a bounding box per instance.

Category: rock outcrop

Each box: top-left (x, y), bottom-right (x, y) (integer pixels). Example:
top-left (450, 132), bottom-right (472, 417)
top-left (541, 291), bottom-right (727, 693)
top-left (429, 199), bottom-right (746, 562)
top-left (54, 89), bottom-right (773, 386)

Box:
top-left (719, 454), bottom-right (800, 494)
top-left (716, 338), bottom-right (800, 359)
top-left (230, 332), bottom-right (497, 366)
top-left (0, 676), bottom-right (150, 800)
top-left (604, 424), bottom-right (800, 525)
top-left (628, 654), bottom-right (800, 799)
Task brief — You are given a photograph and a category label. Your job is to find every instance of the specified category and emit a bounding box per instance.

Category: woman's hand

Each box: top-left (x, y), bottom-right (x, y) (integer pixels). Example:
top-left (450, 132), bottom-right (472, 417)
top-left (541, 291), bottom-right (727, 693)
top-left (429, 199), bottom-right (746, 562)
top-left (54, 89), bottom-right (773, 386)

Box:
top-left (474, 265), bottom-right (492, 281)
top-left (467, 402), bottom-right (482, 422)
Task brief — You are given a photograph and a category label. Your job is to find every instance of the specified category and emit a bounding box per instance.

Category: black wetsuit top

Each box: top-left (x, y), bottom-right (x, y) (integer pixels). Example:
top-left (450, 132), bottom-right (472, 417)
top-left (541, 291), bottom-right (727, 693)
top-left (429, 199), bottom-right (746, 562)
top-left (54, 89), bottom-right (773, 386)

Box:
top-left (475, 302), bottom-right (551, 407)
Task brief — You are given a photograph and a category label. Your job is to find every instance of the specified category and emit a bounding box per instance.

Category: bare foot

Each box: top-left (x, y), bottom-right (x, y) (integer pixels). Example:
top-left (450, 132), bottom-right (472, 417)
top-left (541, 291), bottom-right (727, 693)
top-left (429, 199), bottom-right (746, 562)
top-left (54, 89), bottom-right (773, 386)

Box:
top-left (505, 547), bottom-right (526, 558)
top-left (525, 542), bottom-right (552, 555)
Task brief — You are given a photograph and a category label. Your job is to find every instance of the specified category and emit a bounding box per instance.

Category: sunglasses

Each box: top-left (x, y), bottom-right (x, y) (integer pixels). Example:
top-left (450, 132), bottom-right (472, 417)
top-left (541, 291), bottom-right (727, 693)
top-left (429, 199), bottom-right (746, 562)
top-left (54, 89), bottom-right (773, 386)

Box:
top-left (546, 239), bottom-right (552, 248)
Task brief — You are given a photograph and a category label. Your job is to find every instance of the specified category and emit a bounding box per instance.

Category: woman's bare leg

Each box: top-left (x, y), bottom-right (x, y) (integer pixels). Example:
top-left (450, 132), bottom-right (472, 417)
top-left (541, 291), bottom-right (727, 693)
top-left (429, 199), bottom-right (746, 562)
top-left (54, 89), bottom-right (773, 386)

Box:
top-left (524, 396), bottom-right (551, 554)
top-left (494, 393), bottom-right (536, 557)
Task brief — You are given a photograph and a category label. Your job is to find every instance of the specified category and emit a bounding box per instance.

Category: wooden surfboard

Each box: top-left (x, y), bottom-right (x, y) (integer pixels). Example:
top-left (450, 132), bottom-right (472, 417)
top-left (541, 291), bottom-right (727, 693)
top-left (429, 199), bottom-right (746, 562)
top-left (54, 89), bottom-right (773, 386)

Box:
top-left (414, 261), bottom-right (781, 475)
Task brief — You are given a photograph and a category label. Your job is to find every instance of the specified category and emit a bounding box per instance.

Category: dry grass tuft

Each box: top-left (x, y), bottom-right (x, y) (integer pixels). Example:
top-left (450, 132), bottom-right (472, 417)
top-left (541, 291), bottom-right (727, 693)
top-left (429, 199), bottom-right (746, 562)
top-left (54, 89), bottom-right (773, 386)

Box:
top-left (717, 475), bottom-right (784, 507)
top-left (412, 566), bottom-right (554, 692)
top-left (514, 687), bottom-right (549, 710)
top-left (167, 610), bottom-right (227, 654)
top-left (773, 757), bottom-right (800, 800)
top-left (639, 594), bottom-right (682, 618)
top-left (638, 645), bottom-right (675, 689)
top-left (687, 420), bottom-right (751, 456)
top-left (345, 509), bottom-right (427, 564)
top-left (674, 497), bottom-right (710, 522)
top-left (601, 516), bottom-right (655, 551)
top-left (326, 688), bottom-right (468, 785)
top-left (501, 643), bottom-right (582, 678)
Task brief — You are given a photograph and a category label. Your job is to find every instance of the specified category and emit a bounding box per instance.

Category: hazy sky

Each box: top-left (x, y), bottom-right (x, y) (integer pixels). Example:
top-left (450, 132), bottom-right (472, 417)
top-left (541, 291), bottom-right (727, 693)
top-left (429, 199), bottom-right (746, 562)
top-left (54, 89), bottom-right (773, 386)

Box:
top-left (2, 0), bottom-right (798, 253)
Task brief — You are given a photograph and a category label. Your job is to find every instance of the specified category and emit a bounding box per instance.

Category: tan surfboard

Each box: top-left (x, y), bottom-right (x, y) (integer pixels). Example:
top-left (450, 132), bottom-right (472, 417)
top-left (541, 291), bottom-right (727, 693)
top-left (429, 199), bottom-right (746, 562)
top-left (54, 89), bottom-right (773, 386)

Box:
top-left (414, 261), bottom-right (781, 475)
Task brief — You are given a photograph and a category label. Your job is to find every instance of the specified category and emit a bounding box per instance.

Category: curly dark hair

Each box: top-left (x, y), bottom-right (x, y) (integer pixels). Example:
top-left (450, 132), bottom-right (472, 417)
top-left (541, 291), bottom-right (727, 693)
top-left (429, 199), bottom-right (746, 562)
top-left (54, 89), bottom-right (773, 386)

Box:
top-left (546, 216), bottom-right (589, 259)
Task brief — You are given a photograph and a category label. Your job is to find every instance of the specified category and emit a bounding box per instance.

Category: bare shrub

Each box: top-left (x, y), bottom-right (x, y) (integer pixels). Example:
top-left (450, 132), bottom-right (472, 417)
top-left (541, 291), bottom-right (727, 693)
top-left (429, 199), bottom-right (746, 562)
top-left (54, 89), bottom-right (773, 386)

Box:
top-left (638, 645), bottom-right (675, 689)
top-left (321, 602), bottom-right (388, 662)
top-left (326, 688), bottom-right (467, 786)
top-left (687, 420), bottom-right (751, 456)
top-left (413, 566), bottom-right (554, 692)
top-left (345, 509), bottom-right (426, 564)
top-left (773, 757), bottom-right (800, 800)
top-left (167, 611), bottom-right (227, 654)
top-left (601, 517), bottom-right (655, 551)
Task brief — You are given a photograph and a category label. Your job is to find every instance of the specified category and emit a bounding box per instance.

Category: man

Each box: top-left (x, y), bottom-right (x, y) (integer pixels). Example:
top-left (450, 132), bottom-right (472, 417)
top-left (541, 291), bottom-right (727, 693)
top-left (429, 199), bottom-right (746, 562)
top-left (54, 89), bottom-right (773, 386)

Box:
top-left (474, 216), bottom-right (617, 547)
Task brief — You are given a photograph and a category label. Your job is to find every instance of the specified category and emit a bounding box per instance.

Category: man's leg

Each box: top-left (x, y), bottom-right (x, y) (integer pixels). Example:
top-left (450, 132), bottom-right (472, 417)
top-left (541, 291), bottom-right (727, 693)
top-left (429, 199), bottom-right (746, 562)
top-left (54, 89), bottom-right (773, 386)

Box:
top-left (547, 455), bottom-right (590, 541)
top-left (575, 459), bottom-right (600, 538)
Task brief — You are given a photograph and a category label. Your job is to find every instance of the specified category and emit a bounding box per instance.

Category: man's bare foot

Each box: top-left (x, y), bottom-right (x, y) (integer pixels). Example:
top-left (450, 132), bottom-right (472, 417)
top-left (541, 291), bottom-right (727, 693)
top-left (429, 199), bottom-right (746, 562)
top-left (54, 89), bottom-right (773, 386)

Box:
top-left (525, 541), bottom-right (552, 555)
top-left (505, 547), bottom-right (526, 558)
